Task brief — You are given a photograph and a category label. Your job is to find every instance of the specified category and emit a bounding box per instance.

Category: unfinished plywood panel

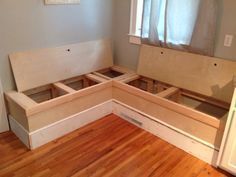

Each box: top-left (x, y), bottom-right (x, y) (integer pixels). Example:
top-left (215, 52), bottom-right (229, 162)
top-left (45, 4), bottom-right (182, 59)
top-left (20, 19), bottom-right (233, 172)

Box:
top-left (5, 81), bottom-right (112, 132)
top-left (28, 87), bottom-right (112, 132)
top-left (5, 93), bottom-right (32, 131)
top-left (10, 39), bottom-right (113, 92)
top-left (112, 84), bottom-right (223, 148)
top-left (137, 45), bottom-right (236, 103)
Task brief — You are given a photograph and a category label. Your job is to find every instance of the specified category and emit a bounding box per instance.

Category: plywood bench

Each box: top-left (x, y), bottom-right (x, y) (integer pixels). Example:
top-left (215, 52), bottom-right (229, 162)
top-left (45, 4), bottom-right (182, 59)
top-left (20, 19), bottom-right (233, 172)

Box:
top-left (5, 40), bottom-right (236, 168)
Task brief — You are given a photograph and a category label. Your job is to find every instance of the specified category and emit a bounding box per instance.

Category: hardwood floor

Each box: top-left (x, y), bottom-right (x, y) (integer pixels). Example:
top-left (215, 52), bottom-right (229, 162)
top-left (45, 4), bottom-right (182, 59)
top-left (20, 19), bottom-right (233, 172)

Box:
top-left (0, 114), bottom-right (233, 177)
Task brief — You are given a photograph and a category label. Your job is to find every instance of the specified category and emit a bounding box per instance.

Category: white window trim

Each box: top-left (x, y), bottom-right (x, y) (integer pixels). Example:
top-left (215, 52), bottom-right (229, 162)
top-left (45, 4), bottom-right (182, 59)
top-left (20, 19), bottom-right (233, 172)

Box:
top-left (129, 34), bottom-right (141, 45)
top-left (129, 0), bottom-right (142, 45)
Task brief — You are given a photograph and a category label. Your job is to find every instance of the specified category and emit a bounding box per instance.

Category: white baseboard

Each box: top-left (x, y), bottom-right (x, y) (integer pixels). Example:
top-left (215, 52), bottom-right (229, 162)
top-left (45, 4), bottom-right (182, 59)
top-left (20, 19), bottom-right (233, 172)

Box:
top-left (112, 100), bottom-right (219, 166)
top-left (9, 99), bottom-right (218, 166)
top-left (29, 100), bottom-right (113, 149)
top-left (9, 101), bottom-right (113, 150)
top-left (9, 116), bottom-right (30, 148)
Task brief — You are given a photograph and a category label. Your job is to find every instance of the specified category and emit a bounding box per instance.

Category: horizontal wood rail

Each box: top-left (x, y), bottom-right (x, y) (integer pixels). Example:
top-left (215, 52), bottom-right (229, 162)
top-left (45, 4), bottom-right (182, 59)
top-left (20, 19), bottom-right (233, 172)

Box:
top-left (85, 74), bottom-right (108, 83)
top-left (120, 75), bottom-right (140, 83)
top-left (156, 87), bottom-right (180, 98)
top-left (53, 82), bottom-right (76, 94)
top-left (111, 66), bottom-right (130, 73)
top-left (92, 72), bottom-right (111, 80)
top-left (155, 82), bottom-right (229, 110)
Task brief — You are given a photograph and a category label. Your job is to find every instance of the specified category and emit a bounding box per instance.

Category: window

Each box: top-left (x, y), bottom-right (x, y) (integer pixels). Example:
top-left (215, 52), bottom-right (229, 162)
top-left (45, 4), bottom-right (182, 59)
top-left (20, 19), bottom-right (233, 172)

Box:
top-left (129, 0), bottom-right (199, 45)
top-left (129, 0), bottom-right (218, 57)
top-left (129, 0), bottom-right (143, 44)
top-left (130, 0), bottom-right (143, 37)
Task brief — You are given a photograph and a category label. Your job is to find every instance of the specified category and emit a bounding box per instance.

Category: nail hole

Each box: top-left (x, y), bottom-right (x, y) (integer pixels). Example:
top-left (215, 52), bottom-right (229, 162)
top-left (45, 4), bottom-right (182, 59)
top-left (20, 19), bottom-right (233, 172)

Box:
top-left (67, 49), bottom-right (71, 52)
top-left (214, 63), bottom-right (217, 67)
top-left (161, 51), bottom-right (164, 54)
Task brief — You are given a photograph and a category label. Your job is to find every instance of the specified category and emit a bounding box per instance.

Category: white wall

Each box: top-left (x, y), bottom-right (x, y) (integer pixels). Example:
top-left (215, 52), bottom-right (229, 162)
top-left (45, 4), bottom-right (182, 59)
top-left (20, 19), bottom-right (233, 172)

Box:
top-left (0, 0), bottom-right (113, 133)
top-left (214, 0), bottom-right (236, 60)
top-left (113, 0), bottom-right (140, 70)
top-left (113, 0), bottom-right (236, 70)
top-left (0, 0), bottom-right (113, 91)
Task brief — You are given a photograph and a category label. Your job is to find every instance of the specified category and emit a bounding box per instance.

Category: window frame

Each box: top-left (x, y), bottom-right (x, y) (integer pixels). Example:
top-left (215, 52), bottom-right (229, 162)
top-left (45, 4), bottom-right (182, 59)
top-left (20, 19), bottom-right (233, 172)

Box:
top-left (129, 0), bottom-right (142, 45)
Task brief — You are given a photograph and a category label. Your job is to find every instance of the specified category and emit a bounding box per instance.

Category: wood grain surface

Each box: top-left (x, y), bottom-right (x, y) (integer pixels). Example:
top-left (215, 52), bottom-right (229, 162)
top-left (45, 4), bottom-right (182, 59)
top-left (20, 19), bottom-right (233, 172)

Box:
top-left (0, 114), bottom-right (232, 177)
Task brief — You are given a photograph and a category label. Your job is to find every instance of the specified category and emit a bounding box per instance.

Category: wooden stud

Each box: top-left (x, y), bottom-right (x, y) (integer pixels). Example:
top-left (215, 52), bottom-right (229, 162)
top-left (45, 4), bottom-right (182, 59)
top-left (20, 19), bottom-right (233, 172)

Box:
top-left (53, 82), bottom-right (76, 94)
top-left (141, 78), bottom-right (154, 93)
top-left (82, 78), bottom-right (90, 88)
top-left (112, 73), bottom-right (137, 81)
top-left (156, 87), bottom-right (180, 99)
top-left (85, 74), bottom-right (108, 83)
top-left (92, 72), bottom-right (111, 80)
top-left (119, 74), bottom-right (140, 84)
top-left (111, 66), bottom-right (134, 74)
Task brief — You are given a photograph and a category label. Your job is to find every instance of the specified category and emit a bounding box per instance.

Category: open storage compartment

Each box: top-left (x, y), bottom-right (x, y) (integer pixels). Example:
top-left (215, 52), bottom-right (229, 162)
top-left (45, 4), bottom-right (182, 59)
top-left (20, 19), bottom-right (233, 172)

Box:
top-left (62, 75), bottom-right (98, 91)
top-left (93, 66), bottom-right (135, 81)
top-left (168, 91), bottom-right (229, 120)
top-left (122, 75), bottom-right (229, 123)
top-left (22, 74), bottom-right (101, 104)
top-left (114, 78), bottom-right (228, 150)
top-left (5, 39), bottom-right (114, 137)
top-left (115, 44), bottom-right (236, 151)
top-left (96, 67), bottom-right (123, 78)
top-left (153, 81), bottom-right (229, 120)
top-left (23, 84), bottom-right (68, 104)
top-left (127, 76), bottom-right (155, 94)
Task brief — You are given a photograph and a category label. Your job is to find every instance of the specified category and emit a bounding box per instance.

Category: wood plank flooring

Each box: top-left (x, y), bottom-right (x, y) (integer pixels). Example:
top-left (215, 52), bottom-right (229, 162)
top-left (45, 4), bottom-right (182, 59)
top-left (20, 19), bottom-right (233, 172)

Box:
top-left (0, 114), bottom-right (233, 177)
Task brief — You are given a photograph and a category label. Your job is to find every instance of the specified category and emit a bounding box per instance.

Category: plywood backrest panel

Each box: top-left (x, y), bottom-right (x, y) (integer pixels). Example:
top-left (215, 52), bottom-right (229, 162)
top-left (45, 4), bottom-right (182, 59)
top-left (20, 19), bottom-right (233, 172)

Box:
top-left (10, 39), bottom-right (113, 92)
top-left (137, 45), bottom-right (236, 103)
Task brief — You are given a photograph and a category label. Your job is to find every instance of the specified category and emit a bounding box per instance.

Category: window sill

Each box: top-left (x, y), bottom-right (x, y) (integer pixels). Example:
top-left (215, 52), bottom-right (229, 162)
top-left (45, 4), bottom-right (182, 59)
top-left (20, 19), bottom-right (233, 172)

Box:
top-left (128, 34), bottom-right (141, 45)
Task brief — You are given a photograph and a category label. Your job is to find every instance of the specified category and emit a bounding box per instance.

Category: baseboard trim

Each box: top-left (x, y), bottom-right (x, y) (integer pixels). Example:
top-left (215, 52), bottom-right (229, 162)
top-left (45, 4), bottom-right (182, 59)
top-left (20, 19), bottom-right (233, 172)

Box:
top-left (9, 100), bottom-right (113, 150)
top-left (112, 100), bottom-right (219, 166)
top-left (9, 116), bottom-right (30, 148)
top-left (9, 99), bottom-right (218, 166)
